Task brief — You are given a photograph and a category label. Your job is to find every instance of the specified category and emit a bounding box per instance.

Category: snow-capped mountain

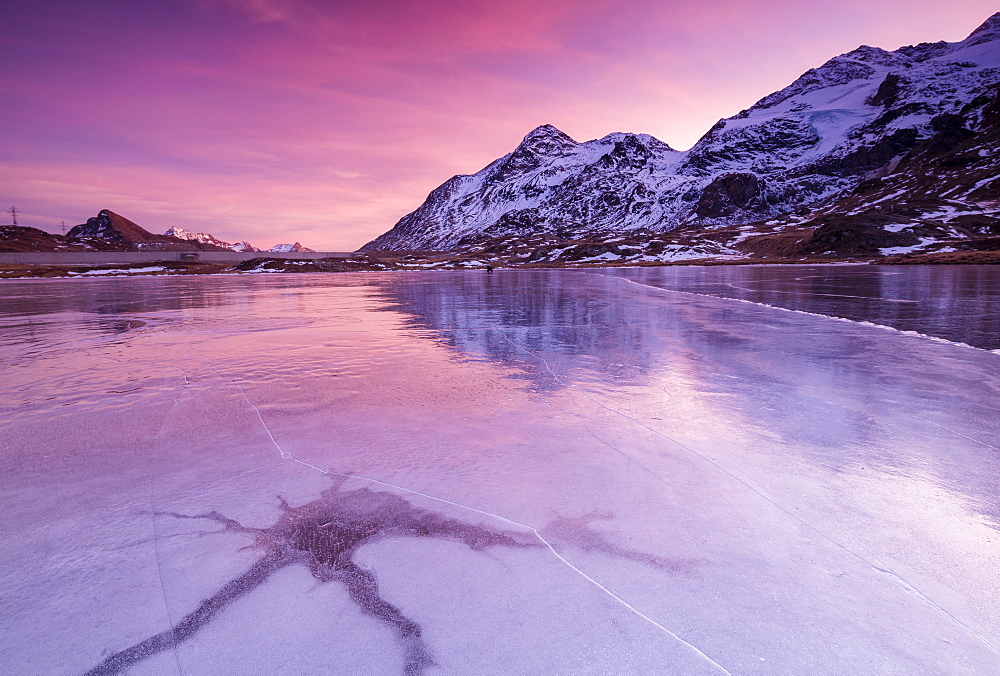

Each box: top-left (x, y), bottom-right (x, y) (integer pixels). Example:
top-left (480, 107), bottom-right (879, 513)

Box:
top-left (267, 242), bottom-right (315, 252)
top-left (363, 13), bottom-right (1000, 252)
top-left (164, 226), bottom-right (260, 252)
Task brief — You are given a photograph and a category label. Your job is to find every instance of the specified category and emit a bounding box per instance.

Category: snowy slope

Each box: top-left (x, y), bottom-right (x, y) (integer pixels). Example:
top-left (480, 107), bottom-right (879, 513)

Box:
top-left (267, 242), bottom-right (315, 252)
top-left (363, 13), bottom-right (1000, 251)
top-left (165, 226), bottom-right (260, 252)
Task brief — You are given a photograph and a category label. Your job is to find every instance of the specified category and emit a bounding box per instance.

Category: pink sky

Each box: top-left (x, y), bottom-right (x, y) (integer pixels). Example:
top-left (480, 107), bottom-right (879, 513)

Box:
top-left (2, 0), bottom-right (997, 250)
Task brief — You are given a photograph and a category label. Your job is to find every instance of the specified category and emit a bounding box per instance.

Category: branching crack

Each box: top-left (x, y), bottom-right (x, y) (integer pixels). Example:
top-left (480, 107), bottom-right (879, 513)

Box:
top-left (85, 476), bottom-right (539, 676)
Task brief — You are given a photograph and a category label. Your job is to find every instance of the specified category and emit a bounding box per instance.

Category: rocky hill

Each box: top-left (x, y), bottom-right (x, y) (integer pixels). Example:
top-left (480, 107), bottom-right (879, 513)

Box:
top-left (0, 226), bottom-right (78, 253)
top-left (362, 13), bottom-right (1000, 261)
top-left (65, 210), bottom-right (228, 251)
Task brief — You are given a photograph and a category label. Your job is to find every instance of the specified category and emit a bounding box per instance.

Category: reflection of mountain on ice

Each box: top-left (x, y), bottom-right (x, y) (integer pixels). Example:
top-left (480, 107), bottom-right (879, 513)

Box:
top-left (372, 266), bottom-right (1000, 388)
top-left (374, 270), bottom-right (666, 391)
top-left (371, 268), bottom-right (1000, 491)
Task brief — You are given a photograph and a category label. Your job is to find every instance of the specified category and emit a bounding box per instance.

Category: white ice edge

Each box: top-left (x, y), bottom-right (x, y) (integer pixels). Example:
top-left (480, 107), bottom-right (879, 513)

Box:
top-left (596, 271), bottom-right (999, 357)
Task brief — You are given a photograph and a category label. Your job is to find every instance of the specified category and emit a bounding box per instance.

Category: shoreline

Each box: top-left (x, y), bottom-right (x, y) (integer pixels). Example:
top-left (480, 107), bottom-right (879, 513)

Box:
top-left (2, 249), bottom-right (999, 279)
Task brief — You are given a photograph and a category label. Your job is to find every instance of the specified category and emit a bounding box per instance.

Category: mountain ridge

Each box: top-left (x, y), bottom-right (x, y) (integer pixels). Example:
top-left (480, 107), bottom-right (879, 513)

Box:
top-left (0, 210), bottom-right (316, 254)
top-left (66, 210), bottom-right (228, 251)
top-left (164, 226), bottom-right (260, 252)
top-left (362, 13), bottom-right (1000, 254)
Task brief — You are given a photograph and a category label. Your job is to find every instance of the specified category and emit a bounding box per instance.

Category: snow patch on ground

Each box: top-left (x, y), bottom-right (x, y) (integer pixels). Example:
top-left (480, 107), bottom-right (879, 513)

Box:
top-left (878, 238), bottom-right (939, 255)
top-left (68, 266), bottom-right (168, 276)
top-left (881, 223), bottom-right (913, 233)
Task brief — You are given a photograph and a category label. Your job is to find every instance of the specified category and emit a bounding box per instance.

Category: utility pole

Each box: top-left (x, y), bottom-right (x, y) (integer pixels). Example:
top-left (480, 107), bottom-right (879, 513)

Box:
top-left (9, 205), bottom-right (18, 226)
top-left (61, 220), bottom-right (66, 236)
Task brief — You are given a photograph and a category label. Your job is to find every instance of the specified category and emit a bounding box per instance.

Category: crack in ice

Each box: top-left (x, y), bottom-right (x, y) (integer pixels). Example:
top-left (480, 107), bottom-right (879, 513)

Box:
top-left (144, 368), bottom-right (195, 676)
top-left (202, 356), bottom-right (733, 675)
top-left (524, 273), bottom-right (999, 653)
top-left (87, 475), bottom-right (541, 676)
top-left (907, 414), bottom-right (1000, 452)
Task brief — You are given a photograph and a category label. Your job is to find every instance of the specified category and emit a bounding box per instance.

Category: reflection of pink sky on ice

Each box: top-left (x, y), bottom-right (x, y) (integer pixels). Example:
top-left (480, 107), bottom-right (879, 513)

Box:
top-left (2, 269), bottom-right (999, 674)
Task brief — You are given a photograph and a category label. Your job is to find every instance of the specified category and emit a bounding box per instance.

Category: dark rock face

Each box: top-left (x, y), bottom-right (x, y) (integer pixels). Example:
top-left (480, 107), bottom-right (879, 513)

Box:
top-left (68, 209), bottom-right (160, 244)
top-left (896, 41), bottom-right (951, 62)
top-left (812, 128), bottom-right (920, 177)
top-left (597, 135), bottom-right (655, 170)
top-left (923, 113), bottom-right (976, 154)
top-left (694, 173), bottom-right (763, 218)
top-left (867, 73), bottom-right (904, 107)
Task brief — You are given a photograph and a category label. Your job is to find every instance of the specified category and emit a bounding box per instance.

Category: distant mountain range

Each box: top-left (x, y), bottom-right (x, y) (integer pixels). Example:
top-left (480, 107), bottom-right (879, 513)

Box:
top-left (164, 226), bottom-right (259, 252)
top-left (362, 13), bottom-right (1000, 263)
top-left (0, 209), bottom-right (314, 254)
top-left (62, 210), bottom-right (227, 251)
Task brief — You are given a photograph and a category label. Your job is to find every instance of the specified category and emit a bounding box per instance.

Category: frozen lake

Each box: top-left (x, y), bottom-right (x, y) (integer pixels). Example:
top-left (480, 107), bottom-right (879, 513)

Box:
top-left (2, 266), bottom-right (999, 675)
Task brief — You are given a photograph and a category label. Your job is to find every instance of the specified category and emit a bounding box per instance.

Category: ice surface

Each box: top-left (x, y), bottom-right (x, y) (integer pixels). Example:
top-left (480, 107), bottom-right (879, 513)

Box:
top-left (66, 266), bottom-right (169, 276)
top-left (1, 269), bottom-right (999, 675)
top-left (603, 265), bottom-right (1000, 351)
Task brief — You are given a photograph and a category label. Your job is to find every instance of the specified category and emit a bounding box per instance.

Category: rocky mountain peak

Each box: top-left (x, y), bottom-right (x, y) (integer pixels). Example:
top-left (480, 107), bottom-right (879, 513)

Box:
top-left (268, 242), bottom-right (315, 253)
top-left (841, 45), bottom-right (904, 68)
top-left (164, 226), bottom-right (195, 239)
top-left (68, 209), bottom-right (152, 242)
top-left (895, 41), bottom-right (951, 62)
top-left (969, 12), bottom-right (1000, 40)
top-left (595, 134), bottom-right (662, 170)
top-left (163, 225), bottom-right (261, 252)
top-left (515, 124), bottom-right (577, 155)
top-left (750, 57), bottom-right (877, 111)
top-left (598, 132), bottom-right (674, 153)
top-left (484, 124), bottom-right (580, 184)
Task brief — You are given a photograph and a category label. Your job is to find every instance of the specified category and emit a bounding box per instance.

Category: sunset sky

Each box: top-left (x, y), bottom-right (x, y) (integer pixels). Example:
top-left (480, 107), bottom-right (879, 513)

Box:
top-left (2, 0), bottom-right (997, 251)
